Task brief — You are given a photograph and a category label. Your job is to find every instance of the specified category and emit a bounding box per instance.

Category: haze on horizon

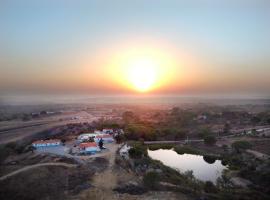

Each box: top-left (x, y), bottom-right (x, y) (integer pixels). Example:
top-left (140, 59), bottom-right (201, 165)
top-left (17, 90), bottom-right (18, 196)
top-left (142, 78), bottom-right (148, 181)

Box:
top-left (1, 0), bottom-right (270, 96)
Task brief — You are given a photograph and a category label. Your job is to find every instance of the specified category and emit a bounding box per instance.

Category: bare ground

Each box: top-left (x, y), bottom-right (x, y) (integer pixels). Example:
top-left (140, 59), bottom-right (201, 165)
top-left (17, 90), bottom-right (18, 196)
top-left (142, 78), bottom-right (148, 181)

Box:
top-left (74, 143), bottom-right (191, 200)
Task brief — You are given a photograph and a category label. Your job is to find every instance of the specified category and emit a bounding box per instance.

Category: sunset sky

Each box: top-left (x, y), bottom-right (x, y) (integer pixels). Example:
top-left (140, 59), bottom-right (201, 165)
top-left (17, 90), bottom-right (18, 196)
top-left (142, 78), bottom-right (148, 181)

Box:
top-left (1, 0), bottom-right (270, 96)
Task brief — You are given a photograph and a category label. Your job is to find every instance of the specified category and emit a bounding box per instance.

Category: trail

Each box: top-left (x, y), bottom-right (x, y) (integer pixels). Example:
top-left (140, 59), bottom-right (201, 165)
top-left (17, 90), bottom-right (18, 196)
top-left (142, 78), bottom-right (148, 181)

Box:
top-left (93, 144), bottom-right (118, 189)
top-left (0, 162), bottom-right (77, 181)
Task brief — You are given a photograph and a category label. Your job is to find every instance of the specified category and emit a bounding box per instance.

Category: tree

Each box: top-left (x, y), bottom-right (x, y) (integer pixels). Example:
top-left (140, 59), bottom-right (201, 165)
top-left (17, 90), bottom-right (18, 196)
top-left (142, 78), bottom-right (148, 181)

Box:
top-left (204, 135), bottom-right (216, 145)
top-left (203, 155), bottom-right (216, 164)
top-left (114, 134), bottom-right (124, 144)
top-left (223, 123), bottom-right (231, 134)
top-left (174, 130), bottom-right (186, 140)
top-left (128, 145), bottom-right (147, 159)
top-left (231, 141), bottom-right (252, 152)
top-left (27, 145), bottom-right (36, 153)
top-left (198, 127), bottom-right (211, 138)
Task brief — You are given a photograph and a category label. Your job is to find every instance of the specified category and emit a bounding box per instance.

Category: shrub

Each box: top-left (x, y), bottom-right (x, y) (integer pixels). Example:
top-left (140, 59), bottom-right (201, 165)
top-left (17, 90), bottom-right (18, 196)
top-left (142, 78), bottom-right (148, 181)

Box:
top-left (203, 155), bottom-right (217, 164)
top-left (204, 181), bottom-right (218, 193)
top-left (143, 172), bottom-right (160, 189)
top-left (114, 134), bottom-right (124, 144)
top-left (128, 145), bottom-right (147, 159)
top-left (174, 146), bottom-right (200, 155)
top-left (204, 135), bottom-right (216, 145)
top-left (231, 141), bottom-right (252, 152)
top-left (148, 143), bottom-right (174, 150)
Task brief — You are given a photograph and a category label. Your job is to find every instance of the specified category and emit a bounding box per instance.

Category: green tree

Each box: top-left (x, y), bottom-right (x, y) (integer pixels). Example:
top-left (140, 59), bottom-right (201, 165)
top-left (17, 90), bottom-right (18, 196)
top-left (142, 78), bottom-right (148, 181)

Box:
top-left (231, 141), bottom-right (252, 152)
top-left (128, 145), bottom-right (147, 159)
top-left (198, 127), bottom-right (211, 138)
top-left (204, 135), bottom-right (216, 145)
top-left (223, 123), bottom-right (231, 134)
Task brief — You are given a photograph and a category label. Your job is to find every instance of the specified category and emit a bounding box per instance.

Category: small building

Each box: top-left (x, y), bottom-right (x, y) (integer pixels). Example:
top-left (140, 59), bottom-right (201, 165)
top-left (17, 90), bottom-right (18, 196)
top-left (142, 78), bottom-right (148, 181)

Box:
top-left (79, 142), bottom-right (100, 154)
top-left (32, 139), bottom-right (61, 148)
top-left (94, 134), bottom-right (114, 143)
top-left (77, 133), bottom-right (98, 141)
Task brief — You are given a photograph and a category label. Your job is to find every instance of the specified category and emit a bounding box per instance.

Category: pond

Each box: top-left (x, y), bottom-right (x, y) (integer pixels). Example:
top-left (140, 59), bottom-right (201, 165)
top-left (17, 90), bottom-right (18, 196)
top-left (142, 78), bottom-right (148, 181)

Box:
top-left (148, 149), bottom-right (228, 183)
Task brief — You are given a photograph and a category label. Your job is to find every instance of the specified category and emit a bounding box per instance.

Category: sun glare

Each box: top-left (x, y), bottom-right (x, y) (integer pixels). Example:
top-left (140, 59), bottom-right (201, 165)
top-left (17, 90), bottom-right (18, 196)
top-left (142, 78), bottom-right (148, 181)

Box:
top-left (126, 58), bottom-right (158, 92)
top-left (106, 42), bottom-right (178, 93)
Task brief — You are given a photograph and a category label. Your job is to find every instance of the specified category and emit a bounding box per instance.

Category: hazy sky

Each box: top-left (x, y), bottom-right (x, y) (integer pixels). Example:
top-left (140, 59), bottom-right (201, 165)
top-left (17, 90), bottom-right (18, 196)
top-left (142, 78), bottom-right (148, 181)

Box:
top-left (1, 0), bottom-right (270, 96)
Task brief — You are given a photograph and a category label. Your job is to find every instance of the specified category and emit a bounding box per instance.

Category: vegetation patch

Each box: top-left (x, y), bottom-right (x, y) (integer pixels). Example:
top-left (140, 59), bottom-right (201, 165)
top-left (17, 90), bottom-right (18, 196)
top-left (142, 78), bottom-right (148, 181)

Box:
top-left (232, 141), bottom-right (252, 152)
top-left (147, 143), bottom-right (175, 150)
top-left (173, 145), bottom-right (201, 155)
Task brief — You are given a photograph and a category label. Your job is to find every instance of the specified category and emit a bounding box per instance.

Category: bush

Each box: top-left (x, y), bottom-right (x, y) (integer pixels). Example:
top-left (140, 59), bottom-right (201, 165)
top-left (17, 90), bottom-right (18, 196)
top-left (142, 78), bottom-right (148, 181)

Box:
top-left (143, 172), bottom-right (160, 189)
top-left (204, 135), bottom-right (216, 145)
top-left (174, 146), bottom-right (200, 155)
top-left (114, 134), bottom-right (124, 144)
top-left (231, 141), bottom-right (252, 152)
top-left (203, 155), bottom-right (217, 164)
top-left (204, 181), bottom-right (218, 193)
top-left (128, 145), bottom-right (147, 159)
top-left (198, 127), bottom-right (211, 138)
top-left (148, 143), bottom-right (174, 150)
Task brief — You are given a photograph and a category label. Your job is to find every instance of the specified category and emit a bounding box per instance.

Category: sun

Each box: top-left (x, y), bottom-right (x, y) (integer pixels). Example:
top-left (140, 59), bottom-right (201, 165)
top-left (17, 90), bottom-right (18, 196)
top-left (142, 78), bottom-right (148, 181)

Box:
top-left (106, 43), bottom-right (178, 93)
top-left (126, 58), bottom-right (158, 92)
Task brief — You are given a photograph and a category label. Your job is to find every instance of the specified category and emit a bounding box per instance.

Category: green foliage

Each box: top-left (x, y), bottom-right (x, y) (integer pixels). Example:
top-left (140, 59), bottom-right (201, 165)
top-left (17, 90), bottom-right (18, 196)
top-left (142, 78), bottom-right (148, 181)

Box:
top-left (198, 127), bottom-right (212, 138)
top-left (203, 155), bottom-right (217, 164)
top-left (143, 172), bottom-right (160, 189)
top-left (147, 143), bottom-right (175, 150)
top-left (114, 134), bottom-right (124, 144)
top-left (5, 142), bottom-right (26, 154)
top-left (204, 181), bottom-right (218, 193)
top-left (204, 135), bottom-right (217, 145)
top-left (231, 141), bottom-right (252, 151)
top-left (223, 123), bottom-right (231, 134)
top-left (174, 145), bottom-right (200, 155)
top-left (216, 174), bottom-right (233, 190)
top-left (128, 144), bottom-right (147, 159)
top-left (125, 124), bottom-right (156, 141)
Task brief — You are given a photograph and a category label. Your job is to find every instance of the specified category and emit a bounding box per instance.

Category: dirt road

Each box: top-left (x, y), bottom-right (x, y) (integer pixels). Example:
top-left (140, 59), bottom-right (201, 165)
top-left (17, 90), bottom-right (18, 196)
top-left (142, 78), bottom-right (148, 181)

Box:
top-left (92, 143), bottom-right (118, 190)
top-left (0, 162), bottom-right (77, 181)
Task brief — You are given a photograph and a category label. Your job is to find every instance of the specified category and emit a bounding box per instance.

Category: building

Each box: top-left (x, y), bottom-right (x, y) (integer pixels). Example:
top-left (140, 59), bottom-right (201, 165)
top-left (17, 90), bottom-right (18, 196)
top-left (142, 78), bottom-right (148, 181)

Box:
top-left (102, 128), bottom-right (114, 134)
top-left (32, 139), bottom-right (61, 148)
top-left (79, 142), bottom-right (100, 154)
top-left (94, 134), bottom-right (114, 143)
top-left (77, 133), bottom-right (97, 141)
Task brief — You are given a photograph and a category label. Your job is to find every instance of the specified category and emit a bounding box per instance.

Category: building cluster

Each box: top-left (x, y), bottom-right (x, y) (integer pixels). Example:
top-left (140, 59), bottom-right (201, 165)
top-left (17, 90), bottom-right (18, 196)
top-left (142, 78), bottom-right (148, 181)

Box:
top-left (31, 128), bottom-right (117, 155)
top-left (77, 129), bottom-right (115, 154)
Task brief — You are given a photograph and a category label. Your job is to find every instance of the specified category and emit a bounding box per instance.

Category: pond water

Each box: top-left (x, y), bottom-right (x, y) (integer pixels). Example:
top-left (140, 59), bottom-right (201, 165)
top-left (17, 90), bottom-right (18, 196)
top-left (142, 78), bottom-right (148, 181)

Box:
top-left (148, 149), bottom-right (228, 183)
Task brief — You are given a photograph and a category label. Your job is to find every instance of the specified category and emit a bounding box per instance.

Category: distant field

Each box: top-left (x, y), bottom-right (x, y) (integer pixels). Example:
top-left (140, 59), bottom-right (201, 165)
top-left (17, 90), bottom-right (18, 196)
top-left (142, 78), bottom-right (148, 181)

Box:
top-left (0, 111), bottom-right (96, 145)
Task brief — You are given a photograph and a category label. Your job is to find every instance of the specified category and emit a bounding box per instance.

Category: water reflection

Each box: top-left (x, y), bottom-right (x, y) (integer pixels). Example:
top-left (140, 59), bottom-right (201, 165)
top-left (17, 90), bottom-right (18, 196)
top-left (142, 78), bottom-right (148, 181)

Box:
top-left (148, 149), bottom-right (227, 183)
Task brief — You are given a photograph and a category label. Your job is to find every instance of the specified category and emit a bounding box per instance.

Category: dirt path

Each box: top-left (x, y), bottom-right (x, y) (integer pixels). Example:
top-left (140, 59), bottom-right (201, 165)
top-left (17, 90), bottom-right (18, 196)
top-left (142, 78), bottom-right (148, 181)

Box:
top-left (0, 162), bottom-right (77, 181)
top-left (92, 143), bottom-right (118, 191)
top-left (77, 143), bottom-right (192, 200)
top-left (246, 149), bottom-right (270, 160)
